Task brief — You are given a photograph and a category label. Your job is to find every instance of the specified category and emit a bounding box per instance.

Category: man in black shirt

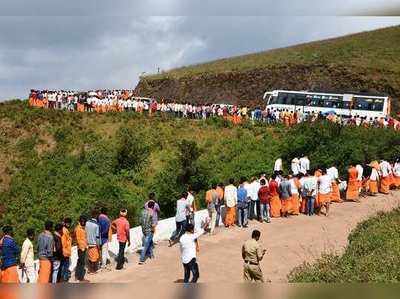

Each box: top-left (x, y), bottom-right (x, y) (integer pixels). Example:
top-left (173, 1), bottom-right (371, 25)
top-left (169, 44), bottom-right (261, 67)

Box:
top-left (52, 223), bottom-right (64, 283)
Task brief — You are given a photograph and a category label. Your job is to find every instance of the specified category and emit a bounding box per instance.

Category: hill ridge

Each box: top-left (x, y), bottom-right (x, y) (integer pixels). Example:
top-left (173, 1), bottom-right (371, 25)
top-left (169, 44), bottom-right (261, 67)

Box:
top-left (135, 25), bottom-right (400, 112)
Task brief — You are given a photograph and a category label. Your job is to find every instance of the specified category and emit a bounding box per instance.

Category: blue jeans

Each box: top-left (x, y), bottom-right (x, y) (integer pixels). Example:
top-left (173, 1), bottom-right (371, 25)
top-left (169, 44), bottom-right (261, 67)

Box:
top-left (59, 257), bottom-right (71, 282)
top-left (237, 203), bottom-right (248, 227)
top-left (307, 196), bottom-right (316, 215)
top-left (52, 260), bottom-right (61, 283)
top-left (140, 233), bottom-right (154, 262)
top-left (261, 203), bottom-right (270, 222)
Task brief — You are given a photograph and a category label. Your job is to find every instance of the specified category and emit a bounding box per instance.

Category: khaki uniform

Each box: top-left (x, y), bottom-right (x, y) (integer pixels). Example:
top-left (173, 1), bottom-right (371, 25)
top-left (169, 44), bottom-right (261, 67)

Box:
top-left (242, 239), bottom-right (264, 282)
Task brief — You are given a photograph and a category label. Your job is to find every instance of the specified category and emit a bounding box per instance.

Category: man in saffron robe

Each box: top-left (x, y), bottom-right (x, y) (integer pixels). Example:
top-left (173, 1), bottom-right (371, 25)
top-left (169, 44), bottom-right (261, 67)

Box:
top-left (268, 174), bottom-right (281, 218)
top-left (279, 175), bottom-right (292, 217)
top-left (0, 226), bottom-right (19, 283)
top-left (37, 221), bottom-right (54, 283)
top-left (317, 168), bottom-right (332, 216)
top-left (346, 164), bottom-right (359, 202)
top-left (288, 175), bottom-right (301, 215)
top-left (368, 164), bottom-right (380, 196)
top-left (224, 178), bottom-right (237, 227)
top-left (327, 166), bottom-right (342, 203)
top-left (379, 160), bottom-right (391, 194)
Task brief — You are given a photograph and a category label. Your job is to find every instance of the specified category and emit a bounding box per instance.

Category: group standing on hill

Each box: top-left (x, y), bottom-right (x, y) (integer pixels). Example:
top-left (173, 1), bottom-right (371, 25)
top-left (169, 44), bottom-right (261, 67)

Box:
top-left (28, 89), bottom-right (400, 130)
top-left (0, 156), bottom-right (399, 284)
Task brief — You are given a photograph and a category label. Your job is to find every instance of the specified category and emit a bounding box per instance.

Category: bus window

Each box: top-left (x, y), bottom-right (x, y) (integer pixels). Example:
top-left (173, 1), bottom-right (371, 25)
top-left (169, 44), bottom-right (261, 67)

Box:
top-left (342, 101), bottom-right (351, 109)
top-left (269, 96), bottom-right (278, 105)
top-left (354, 97), bottom-right (374, 110)
top-left (277, 93), bottom-right (289, 104)
top-left (372, 99), bottom-right (384, 111)
top-left (295, 94), bottom-right (306, 106)
top-left (323, 100), bottom-right (334, 108)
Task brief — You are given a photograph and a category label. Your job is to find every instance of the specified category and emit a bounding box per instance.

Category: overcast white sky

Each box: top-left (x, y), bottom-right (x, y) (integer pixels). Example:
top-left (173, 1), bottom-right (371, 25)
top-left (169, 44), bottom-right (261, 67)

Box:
top-left (1, 1), bottom-right (400, 100)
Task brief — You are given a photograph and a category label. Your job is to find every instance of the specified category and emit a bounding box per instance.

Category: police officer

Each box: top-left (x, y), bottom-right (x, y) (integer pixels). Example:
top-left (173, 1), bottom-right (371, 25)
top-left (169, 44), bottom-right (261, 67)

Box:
top-left (242, 229), bottom-right (266, 282)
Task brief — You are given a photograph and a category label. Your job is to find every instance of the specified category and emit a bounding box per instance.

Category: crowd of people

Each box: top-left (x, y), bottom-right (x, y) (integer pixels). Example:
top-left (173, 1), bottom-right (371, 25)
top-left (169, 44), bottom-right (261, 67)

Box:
top-left (1, 156), bottom-right (399, 284)
top-left (28, 89), bottom-right (400, 129)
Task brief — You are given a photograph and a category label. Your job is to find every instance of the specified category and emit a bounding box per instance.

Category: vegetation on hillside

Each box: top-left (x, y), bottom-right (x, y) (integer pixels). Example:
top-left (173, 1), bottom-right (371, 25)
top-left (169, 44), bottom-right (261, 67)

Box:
top-left (146, 26), bottom-right (400, 79)
top-left (289, 208), bottom-right (400, 282)
top-left (1, 100), bottom-right (400, 244)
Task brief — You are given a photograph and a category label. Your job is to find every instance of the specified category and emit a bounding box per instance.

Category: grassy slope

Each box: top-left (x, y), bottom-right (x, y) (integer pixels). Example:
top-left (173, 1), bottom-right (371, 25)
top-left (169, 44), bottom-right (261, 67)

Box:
top-left (289, 208), bottom-right (400, 282)
top-left (146, 26), bottom-right (400, 80)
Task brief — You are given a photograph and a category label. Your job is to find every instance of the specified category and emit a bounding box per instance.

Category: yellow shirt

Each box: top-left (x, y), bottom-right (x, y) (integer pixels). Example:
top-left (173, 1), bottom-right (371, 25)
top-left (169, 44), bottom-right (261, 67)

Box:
top-left (74, 224), bottom-right (87, 251)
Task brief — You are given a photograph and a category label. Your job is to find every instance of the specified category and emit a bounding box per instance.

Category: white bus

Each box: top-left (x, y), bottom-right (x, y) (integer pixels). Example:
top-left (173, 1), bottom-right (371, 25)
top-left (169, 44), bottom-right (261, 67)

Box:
top-left (263, 90), bottom-right (391, 119)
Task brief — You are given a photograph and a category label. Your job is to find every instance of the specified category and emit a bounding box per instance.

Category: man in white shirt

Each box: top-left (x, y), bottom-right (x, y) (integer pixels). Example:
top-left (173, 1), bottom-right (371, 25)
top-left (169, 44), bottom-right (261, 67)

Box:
top-left (317, 169), bottom-right (332, 217)
top-left (169, 192), bottom-right (189, 246)
top-left (248, 177), bottom-right (261, 221)
top-left (186, 187), bottom-right (197, 225)
top-left (302, 173), bottom-right (318, 216)
top-left (291, 158), bottom-right (300, 175)
top-left (179, 222), bottom-right (207, 283)
top-left (369, 166), bottom-right (380, 196)
top-left (20, 228), bottom-right (36, 283)
top-left (224, 179), bottom-right (237, 227)
top-left (299, 156), bottom-right (310, 175)
top-left (274, 158), bottom-right (282, 173)
top-left (379, 160), bottom-right (391, 194)
top-left (356, 164), bottom-right (364, 193)
top-left (327, 166), bottom-right (342, 203)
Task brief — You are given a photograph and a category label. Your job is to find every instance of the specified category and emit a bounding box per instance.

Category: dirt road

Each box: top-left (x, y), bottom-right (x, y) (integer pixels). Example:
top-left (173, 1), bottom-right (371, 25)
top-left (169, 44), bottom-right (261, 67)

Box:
top-left (91, 192), bottom-right (400, 283)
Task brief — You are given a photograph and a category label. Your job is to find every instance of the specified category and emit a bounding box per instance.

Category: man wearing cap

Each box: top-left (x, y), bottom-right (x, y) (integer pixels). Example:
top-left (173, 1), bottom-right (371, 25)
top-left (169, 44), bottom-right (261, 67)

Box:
top-left (242, 230), bottom-right (266, 282)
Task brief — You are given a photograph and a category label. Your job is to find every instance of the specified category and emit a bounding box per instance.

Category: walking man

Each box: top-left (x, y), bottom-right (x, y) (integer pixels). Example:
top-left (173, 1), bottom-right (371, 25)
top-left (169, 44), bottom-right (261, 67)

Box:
top-left (139, 201), bottom-right (155, 264)
top-left (112, 209), bottom-right (131, 270)
top-left (179, 222), bottom-right (207, 283)
top-left (0, 226), bottom-right (20, 283)
top-left (237, 178), bottom-right (249, 228)
top-left (258, 179), bottom-right (271, 223)
top-left (37, 221), bottom-right (54, 283)
top-left (169, 192), bottom-right (189, 246)
top-left (205, 184), bottom-right (218, 234)
top-left (224, 178), bottom-right (237, 227)
top-left (52, 223), bottom-right (64, 283)
top-left (74, 215), bottom-right (89, 282)
top-left (215, 183), bottom-right (224, 227)
top-left (98, 208), bottom-right (111, 270)
top-left (242, 230), bottom-right (266, 282)
top-left (20, 228), bottom-right (36, 283)
top-left (60, 218), bottom-right (72, 282)
top-left (86, 210), bottom-right (100, 274)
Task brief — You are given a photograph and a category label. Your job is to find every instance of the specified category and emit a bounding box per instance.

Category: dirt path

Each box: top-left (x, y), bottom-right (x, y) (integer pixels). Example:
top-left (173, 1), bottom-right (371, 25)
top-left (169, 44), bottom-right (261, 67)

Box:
top-left (91, 192), bottom-right (400, 283)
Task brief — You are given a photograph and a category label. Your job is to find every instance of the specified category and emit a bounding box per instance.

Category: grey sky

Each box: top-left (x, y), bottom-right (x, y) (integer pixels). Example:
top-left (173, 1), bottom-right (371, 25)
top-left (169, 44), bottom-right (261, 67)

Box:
top-left (0, 1), bottom-right (400, 100)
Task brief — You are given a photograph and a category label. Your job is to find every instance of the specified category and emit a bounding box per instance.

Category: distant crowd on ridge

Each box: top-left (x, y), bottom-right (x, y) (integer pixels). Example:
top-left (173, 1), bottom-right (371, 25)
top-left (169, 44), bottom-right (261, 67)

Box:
top-left (28, 89), bottom-right (400, 129)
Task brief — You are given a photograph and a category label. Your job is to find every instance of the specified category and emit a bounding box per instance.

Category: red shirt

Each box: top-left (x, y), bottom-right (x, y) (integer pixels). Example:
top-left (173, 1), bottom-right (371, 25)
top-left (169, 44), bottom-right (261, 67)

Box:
top-left (258, 186), bottom-right (270, 204)
top-left (268, 180), bottom-right (279, 197)
top-left (114, 217), bottom-right (130, 243)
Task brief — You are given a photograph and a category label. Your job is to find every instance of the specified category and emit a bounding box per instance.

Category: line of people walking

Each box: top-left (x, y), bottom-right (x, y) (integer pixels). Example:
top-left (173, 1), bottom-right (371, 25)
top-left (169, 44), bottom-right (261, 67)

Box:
top-left (1, 156), bottom-right (399, 284)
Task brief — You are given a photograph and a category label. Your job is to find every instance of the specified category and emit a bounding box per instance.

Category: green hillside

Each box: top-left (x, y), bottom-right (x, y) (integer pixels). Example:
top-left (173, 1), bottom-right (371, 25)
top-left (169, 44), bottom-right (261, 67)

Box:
top-left (289, 208), bottom-right (400, 282)
top-left (136, 26), bottom-right (400, 112)
top-left (1, 100), bottom-right (400, 244)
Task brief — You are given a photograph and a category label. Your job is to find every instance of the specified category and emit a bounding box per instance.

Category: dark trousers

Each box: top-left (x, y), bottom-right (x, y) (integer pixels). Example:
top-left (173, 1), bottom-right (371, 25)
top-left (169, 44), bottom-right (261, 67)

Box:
top-left (116, 242), bottom-right (127, 270)
top-left (215, 204), bottom-right (222, 226)
top-left (250, 200), bottom-right (261, 220)
top-left (170, 220), bottom-right (187, 243)
top-left (183, 258), bottom-right (200, 283)
top-left (59, 257), bottom-right (71, 282)
top-left (75, 249), bottom-right (86, 281)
